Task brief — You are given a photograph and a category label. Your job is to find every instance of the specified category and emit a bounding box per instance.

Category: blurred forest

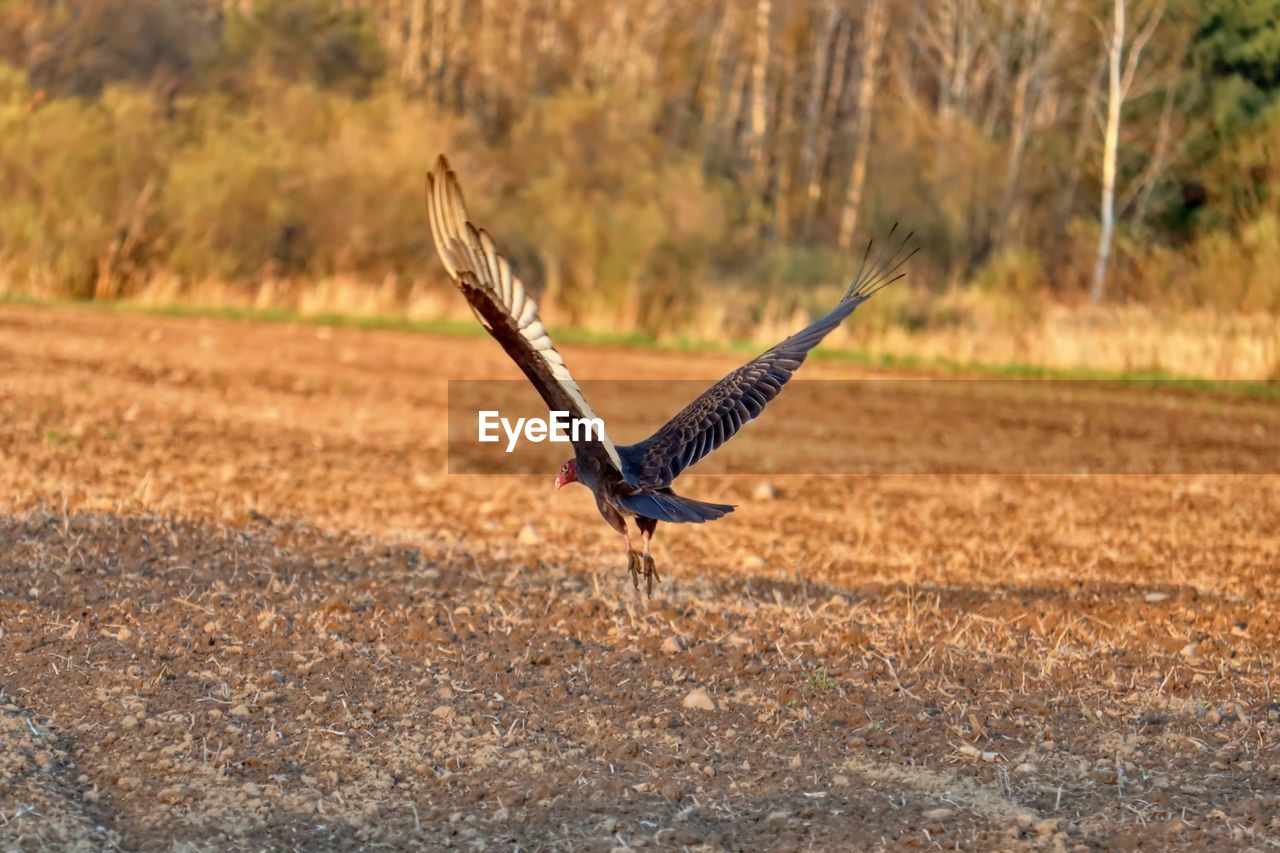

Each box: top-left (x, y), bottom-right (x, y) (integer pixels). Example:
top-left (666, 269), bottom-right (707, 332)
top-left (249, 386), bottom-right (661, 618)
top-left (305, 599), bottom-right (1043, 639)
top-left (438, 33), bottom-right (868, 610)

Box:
top-left (0, 0), bottom-right (1278, 374)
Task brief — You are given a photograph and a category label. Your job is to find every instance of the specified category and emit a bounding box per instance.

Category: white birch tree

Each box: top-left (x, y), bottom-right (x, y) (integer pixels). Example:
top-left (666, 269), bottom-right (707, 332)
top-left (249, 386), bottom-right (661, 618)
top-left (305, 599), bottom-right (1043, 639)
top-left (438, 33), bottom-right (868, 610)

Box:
top-left (1090, 0), bottom-right (1163, 304)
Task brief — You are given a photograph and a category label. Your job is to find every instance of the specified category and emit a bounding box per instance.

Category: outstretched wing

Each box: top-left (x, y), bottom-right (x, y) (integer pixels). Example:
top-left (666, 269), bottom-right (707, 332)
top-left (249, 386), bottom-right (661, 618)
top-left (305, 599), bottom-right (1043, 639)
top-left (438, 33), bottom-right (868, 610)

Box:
top-left (426, 156), bottom-right (621, 470)
top-left (618, 230), bottom-right (914, 489)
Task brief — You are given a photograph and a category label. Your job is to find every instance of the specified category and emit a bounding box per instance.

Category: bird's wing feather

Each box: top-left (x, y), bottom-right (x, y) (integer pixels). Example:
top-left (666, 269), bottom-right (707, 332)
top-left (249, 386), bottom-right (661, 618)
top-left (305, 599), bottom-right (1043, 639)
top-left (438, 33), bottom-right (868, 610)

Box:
top-left (427, 156), bottom-right (621, 470)
top-left (618, 231), bottom-right (914, 489)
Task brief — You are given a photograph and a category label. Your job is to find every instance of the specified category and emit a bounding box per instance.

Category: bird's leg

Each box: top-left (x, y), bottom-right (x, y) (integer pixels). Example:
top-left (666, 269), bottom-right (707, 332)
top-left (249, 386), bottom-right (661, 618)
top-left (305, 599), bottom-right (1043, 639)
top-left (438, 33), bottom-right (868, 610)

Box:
top-left (623, 533), bottom-right (643, 591)
top-left (640, 529), bottom-right (661, 597)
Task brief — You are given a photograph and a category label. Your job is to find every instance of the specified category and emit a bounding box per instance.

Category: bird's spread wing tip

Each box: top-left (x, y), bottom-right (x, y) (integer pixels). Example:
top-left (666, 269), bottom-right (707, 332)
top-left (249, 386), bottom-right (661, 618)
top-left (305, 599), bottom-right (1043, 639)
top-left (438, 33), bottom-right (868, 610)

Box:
top-left (425, 155), bottom-right (623, 472)
top-left (846, 225), bottom-right (916, 301)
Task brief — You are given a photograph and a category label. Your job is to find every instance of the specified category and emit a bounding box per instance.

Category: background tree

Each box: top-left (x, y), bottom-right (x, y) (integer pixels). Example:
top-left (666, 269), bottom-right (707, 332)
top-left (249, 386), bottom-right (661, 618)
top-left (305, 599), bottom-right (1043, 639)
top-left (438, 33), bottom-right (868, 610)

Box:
top-left (1091, 0), bottom-right (1164, 304)
top-left (0, 0), bottom-right (1276, 318)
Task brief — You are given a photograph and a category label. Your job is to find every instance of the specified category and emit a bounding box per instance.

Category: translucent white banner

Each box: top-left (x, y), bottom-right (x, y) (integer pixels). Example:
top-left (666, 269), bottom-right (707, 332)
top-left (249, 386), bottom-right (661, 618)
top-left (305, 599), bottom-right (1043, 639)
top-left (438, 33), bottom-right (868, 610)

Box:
top-left (447, 379), bottom-right (1279, 475)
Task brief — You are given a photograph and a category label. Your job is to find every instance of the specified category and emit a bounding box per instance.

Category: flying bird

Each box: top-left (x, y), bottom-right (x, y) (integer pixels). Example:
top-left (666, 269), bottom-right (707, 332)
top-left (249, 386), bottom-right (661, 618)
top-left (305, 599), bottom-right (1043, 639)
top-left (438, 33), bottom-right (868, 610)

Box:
top-left (427, 156), bottom-right (912, 595)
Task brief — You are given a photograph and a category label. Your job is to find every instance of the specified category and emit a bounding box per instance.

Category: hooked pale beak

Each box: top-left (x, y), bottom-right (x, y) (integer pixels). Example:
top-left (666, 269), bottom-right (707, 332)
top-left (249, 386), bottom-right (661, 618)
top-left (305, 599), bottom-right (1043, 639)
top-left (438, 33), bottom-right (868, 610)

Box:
top-left (554, 473), bottom-right (567, 491)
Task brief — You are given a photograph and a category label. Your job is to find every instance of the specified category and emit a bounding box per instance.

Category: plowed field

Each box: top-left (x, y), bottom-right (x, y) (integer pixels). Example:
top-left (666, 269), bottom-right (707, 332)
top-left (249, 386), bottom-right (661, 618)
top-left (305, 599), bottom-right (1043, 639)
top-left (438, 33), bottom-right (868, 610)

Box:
top-left (1, 304), bottom-right (1277, 850)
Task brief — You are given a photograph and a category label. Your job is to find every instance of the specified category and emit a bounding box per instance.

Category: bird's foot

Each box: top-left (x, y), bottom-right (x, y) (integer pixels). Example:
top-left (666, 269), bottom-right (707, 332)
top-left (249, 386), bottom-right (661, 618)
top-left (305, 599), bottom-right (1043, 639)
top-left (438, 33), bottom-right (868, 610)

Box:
top-left (626, 549), bottom-right (643, 591)
top-left (641, 553), bottom-right (660, 597)
top-left (625, 550), bottom-right (661, 596)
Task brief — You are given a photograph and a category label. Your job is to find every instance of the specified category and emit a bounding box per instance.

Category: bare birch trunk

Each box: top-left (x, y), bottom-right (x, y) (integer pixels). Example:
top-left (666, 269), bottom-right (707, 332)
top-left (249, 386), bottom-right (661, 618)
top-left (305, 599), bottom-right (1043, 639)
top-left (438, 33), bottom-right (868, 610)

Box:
top-left (772, 63), bottom-right (798, 237)
top-left (1090, 0), bottom-right (1124, 304)
top-left (401, 0), bottom-right (426, 87)
top-left (476, 0), bottom-right (492, 124)
top-left (509, 0), bottom-right (529, 100)
top-left (383, 0), bottom-right (404, 68)
top-left (698, 0), bottom-right (739, 163)
top-left (797, 0), bottom-right (838, 232)
top-left (837, 0), bottom-right (887, 250)
top-left (720, 53), bottom-right (750, 156)
top-left (426, 0), bottom-right (447, 101)
top-left (747, 0), bottom-right (771, 187)
top-left (445, 0), bottom-right (464, 107)
top-left (996, 63), bottom-right (1031, 244)
top-left (807, 16), bottom-right (851, 230)
top-left (687, 0), bottom-right (729, 150)
top-left (995, 0), bottom-right (1045, 246)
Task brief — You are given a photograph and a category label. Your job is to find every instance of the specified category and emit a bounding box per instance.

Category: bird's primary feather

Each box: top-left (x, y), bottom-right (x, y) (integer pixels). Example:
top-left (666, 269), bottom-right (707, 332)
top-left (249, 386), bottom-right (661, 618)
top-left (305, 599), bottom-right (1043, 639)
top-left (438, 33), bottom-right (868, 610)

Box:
top-left (617, 230), bottom-right (915, 489)
top-left (426, 156), bottom-right (622, 471)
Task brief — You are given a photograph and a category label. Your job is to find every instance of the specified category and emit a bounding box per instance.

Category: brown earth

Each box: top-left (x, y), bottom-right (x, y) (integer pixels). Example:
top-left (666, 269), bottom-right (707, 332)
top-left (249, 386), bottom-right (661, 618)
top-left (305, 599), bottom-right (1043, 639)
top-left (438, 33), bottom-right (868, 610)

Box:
top-left (1, 303), bottom-right (1278, 851)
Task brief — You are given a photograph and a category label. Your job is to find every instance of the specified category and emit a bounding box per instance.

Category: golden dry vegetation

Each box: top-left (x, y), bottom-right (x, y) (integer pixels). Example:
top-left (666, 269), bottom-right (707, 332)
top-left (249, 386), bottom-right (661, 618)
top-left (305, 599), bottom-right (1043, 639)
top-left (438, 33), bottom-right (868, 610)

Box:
top-left (116, 274), bottom-right (1280, 380)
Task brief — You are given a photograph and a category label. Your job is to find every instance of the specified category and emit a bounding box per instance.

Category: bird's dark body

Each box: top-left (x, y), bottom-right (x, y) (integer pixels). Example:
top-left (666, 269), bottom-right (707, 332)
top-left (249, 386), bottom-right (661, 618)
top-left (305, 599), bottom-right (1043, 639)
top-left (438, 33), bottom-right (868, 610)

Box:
top-left (580, 459), bottom-right (635, 538)
top-left (426, 155), bottom-right (911, 594)
top-left (576, 451), bottom-right (721, 538)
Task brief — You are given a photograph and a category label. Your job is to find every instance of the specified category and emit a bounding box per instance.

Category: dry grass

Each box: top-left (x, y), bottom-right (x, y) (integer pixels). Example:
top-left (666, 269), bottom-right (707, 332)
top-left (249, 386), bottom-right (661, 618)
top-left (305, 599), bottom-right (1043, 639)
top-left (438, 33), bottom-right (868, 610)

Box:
top-left (844, 299), bottom-right (1280, 381)
top-left (13, 271), bottom-right (1276, 380)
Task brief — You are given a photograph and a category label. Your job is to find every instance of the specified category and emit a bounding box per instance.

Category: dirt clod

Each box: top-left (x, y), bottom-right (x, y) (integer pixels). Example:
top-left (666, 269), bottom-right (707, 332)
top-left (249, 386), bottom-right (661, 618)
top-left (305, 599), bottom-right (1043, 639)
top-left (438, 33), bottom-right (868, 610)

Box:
top-left (681, 689), bottom-right (716, 711)
top-left (752, 482), bottom-right (778, 500)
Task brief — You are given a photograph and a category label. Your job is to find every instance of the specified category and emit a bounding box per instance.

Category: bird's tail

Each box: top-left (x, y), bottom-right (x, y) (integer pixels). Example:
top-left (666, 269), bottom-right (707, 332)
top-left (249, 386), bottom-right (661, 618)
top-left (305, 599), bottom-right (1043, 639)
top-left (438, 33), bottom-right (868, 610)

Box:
top-left (619, 491), bottom-right (735, 524)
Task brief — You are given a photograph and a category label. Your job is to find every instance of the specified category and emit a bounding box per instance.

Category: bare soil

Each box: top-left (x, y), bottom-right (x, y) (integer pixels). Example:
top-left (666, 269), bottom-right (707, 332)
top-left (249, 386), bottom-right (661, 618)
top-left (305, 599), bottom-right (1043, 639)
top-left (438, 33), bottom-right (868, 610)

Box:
top-left (1, 304), bottom-right (1278, 851)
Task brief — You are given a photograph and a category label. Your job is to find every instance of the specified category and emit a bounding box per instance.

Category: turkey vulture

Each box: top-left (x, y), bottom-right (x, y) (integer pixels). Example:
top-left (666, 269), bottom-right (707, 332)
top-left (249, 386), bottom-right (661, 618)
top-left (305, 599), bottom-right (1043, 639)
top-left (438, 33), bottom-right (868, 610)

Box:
top-left (427, 156), bottom-right (912, 594)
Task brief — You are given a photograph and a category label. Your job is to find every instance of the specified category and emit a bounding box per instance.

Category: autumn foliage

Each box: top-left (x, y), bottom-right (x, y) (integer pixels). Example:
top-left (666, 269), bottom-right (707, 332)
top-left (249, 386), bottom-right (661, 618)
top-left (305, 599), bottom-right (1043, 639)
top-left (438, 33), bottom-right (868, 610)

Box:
top-left (0, 0), bottom-right (1278, 334)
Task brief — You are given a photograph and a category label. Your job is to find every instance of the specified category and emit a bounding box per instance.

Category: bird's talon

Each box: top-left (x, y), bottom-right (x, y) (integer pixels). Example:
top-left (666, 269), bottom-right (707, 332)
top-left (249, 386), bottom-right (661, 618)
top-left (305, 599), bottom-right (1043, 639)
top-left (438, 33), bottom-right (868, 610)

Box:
top-left (626, 550), bottom-right (643, 591)
top-left (642, 553), bottom-right (659, 597)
